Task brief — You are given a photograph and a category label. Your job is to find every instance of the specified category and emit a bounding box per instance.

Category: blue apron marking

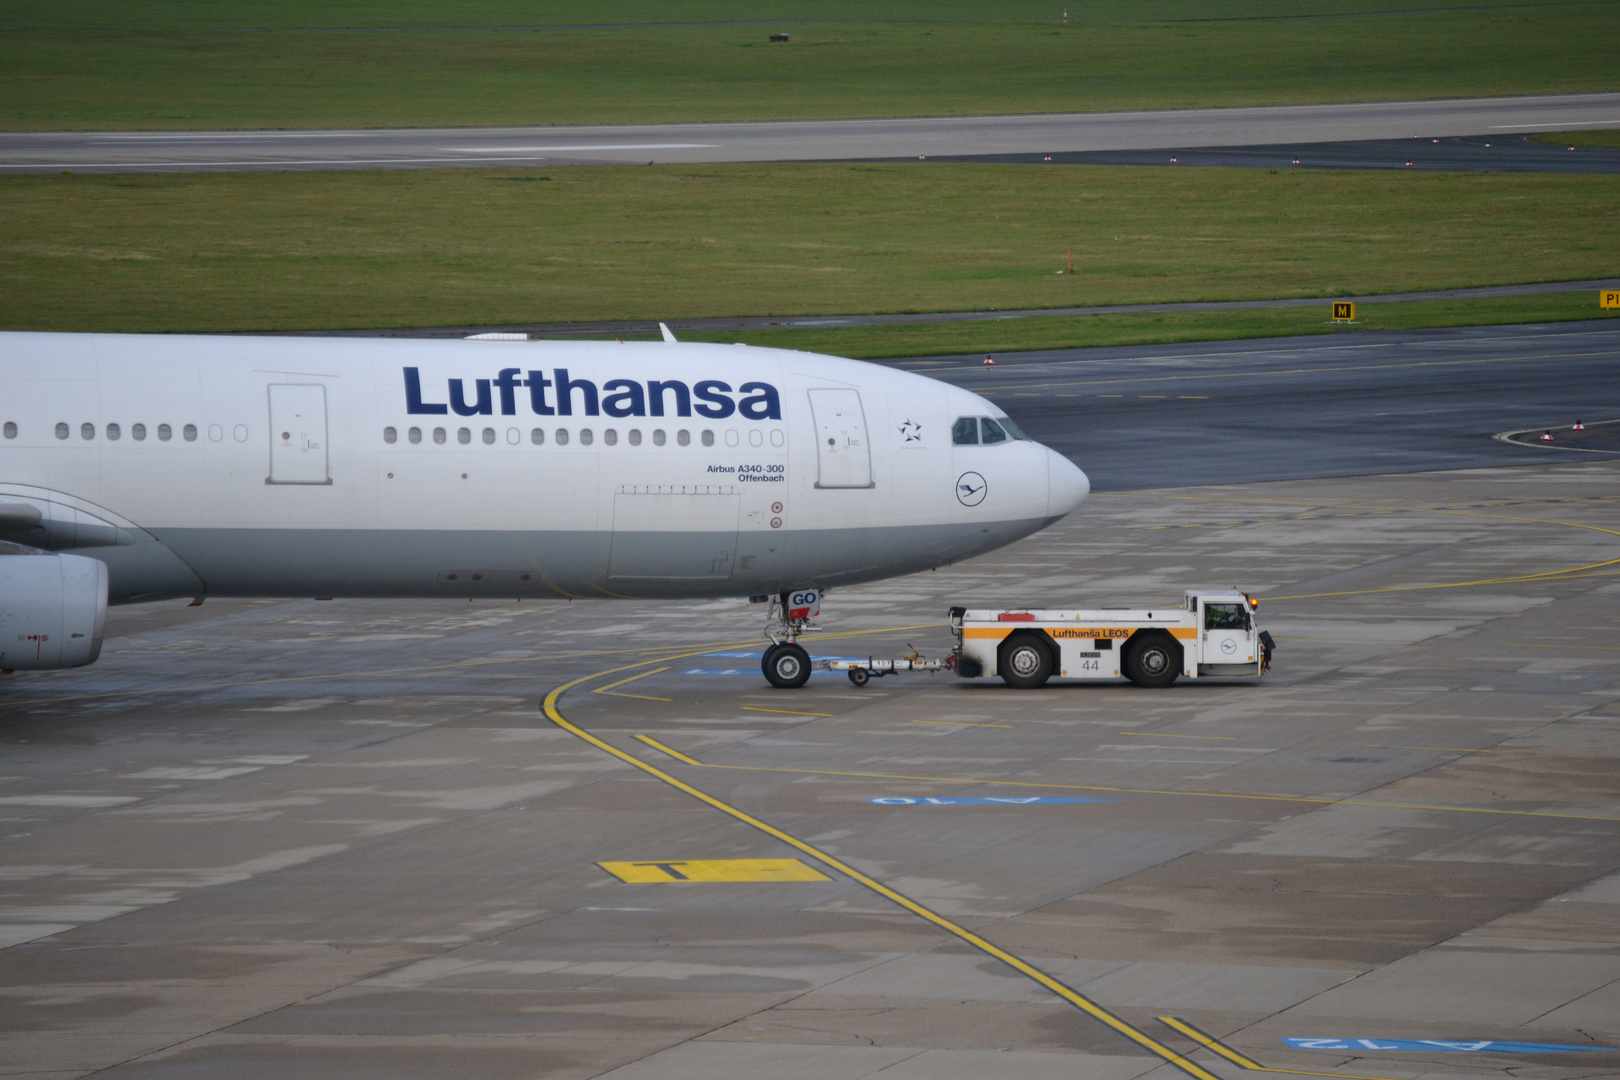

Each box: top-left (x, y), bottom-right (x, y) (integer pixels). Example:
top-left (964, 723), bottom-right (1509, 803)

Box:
top-left (1283, 1038), bottom-right (1613, 1053)
top-left (869, 796), bottom-right (1115, 806)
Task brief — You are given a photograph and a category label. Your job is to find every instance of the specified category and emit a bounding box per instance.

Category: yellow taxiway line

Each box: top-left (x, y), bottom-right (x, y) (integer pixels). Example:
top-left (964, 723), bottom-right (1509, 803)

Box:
top-left (741, 705), bottom-right (835, 717)
top-left (545, 656), bottom-right (1225, 1080)
top-left (592, 667), bottom-right (673, 701)
top-left (910, 718), bottom-right (1013, 728)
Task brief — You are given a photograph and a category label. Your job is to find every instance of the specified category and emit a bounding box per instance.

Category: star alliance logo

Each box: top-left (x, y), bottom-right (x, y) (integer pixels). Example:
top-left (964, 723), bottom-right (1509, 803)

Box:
top-left (898, 419), bottom-right (922, 442)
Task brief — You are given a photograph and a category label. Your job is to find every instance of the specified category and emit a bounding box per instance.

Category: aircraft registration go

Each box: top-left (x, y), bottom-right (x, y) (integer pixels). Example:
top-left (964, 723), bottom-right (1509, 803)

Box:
top-left (0, 332), bottom-right (1089, 675)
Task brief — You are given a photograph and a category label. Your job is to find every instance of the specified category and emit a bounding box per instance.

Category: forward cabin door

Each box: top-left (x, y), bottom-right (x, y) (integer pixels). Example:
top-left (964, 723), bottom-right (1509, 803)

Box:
top-left (267, 384), bottom-right (331, 485)
top-left (808, 388), bottom-right (873, 489)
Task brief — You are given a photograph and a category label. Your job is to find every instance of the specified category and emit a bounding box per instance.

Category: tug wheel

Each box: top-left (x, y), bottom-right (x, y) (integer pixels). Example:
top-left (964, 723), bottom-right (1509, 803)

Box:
top-left (1123, 631), bottom-right (1181, 689)
top-left (998, 633), bottom-right (1053, 689)
top-left (848, 668), bottom-right (871, 687)
top-left (763, 643), bottom-right (812, 689)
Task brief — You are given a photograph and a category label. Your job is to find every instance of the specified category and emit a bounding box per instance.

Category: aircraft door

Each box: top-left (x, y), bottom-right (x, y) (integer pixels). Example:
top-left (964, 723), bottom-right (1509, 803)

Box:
top-left (808, 388), bottom-right (873, 489)
top-left (1202, 600), bottom-right (1255, 665)
top-left (267, 384), bottom-right (330, 485)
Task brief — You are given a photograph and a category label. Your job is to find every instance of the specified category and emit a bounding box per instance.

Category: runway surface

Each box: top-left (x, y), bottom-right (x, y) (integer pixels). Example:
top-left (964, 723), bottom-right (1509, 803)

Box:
top-left (3, 93), bottom-right (1617, 173)
top-left (894, 320), bottom-right (1620, 490)
top-left (3, 321), bottom-right (1620, 1077)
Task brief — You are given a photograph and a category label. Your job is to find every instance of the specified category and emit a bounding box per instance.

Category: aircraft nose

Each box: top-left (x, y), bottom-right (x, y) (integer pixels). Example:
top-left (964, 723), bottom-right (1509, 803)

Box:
top-left (1046, 447), bottom-right (1090, 517)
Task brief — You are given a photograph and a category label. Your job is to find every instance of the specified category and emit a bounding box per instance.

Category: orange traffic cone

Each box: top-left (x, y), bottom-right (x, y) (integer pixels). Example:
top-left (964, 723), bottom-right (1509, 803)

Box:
top-left (1573, 420), bottom-right (1585, 430)
top-left (1540, 431), bottom-right (1554, 441)
top-left (983, 357), bottom-right (996, 366)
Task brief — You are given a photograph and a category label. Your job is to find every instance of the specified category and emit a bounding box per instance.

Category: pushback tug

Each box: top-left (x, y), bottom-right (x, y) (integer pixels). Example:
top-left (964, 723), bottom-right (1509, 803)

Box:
top-left (797, 588), bottom-right (1274, 689)
top-left (949, 588), bottom-right (1273, 689)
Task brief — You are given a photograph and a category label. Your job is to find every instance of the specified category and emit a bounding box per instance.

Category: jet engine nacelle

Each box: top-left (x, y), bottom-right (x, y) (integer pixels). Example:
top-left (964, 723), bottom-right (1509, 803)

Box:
top-left (0, 552), bottom-right (108, 670)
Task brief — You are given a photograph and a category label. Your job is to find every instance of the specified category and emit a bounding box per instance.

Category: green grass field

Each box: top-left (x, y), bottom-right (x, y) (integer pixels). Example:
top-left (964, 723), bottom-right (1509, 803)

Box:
top-left (1531, 130), bottom-right (1620, 149)
top-left (4, 164), bottom-right (1614, 344)
top-left (682, 293), bottom-right (1620, 358)
top-left (2, 0), bottom-right (1615, 130)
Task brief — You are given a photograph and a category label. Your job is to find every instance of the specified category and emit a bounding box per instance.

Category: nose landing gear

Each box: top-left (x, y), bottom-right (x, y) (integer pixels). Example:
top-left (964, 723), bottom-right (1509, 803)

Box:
top-left (759, 589), bottom-right (821, 689)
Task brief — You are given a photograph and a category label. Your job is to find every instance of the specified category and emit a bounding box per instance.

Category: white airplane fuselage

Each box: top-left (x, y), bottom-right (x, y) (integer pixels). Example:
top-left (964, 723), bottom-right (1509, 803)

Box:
top-left (0, 333), bottom-right (1088, 610)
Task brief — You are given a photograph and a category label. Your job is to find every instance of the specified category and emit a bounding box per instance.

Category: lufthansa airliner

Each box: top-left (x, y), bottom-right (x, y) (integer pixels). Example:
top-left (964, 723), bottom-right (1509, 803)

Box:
top-left (0, 332), bottom-right (1088, 682)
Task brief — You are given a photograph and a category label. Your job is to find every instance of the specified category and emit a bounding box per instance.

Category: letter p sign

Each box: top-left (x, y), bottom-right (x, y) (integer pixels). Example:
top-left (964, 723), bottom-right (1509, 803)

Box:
top-left (788, 589), bottom-right (820, 620)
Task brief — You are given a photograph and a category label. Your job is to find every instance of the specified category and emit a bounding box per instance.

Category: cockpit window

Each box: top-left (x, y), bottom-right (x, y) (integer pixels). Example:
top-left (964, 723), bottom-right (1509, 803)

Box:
top-left (1204, 602), bottom-right (1250, 630)
top-left (979, 417), bottom-right (1008, 444)
top-left (998, 417), bottom-right (1031, 441)
top-left (952, 417), bottom-right (979, 445)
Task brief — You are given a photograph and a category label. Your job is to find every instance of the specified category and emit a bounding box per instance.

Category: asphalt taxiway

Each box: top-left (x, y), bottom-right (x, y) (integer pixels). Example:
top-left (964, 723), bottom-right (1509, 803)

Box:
top-left (899, 320), bottom-right (1620, 490)
top-left (2, 93), bottom-right (1616, 173)
top-left (3, 455), bottom-right (1618, 1079)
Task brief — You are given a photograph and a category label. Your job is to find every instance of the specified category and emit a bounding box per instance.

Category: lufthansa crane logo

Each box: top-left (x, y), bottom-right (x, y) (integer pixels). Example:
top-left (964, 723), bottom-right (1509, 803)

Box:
top-left (955, 471), bottom-right (987, 507)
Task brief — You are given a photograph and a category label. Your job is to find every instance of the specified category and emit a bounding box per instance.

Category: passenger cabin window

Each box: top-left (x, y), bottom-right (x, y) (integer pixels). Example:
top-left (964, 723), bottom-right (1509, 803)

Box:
top-left (158, 424), bottom-right (172, 441)
top-left (952, 417), bottom-right (979, 445)
top-left (979, 418), bottom-right (1008, 444)
top-left (4, 422), bottom-right (17, 439)
top-left (1204, 603), bottom-right (1249, 630)
top-left (132, 423), bottom-right (146, 441)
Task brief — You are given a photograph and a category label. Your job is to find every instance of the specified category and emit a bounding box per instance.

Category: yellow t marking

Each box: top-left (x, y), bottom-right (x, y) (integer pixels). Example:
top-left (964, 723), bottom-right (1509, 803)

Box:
top-left (599, 859), bottom-right (831, 883)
